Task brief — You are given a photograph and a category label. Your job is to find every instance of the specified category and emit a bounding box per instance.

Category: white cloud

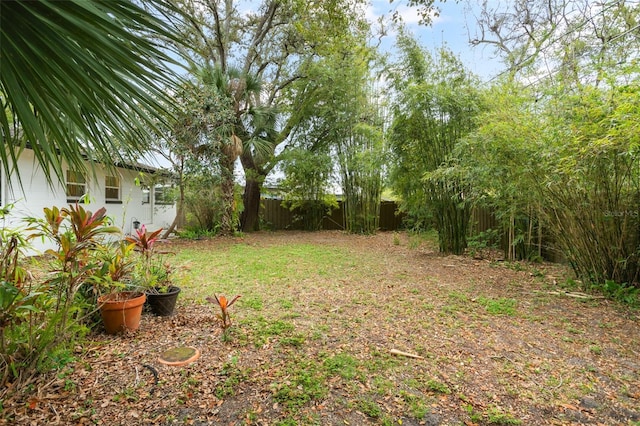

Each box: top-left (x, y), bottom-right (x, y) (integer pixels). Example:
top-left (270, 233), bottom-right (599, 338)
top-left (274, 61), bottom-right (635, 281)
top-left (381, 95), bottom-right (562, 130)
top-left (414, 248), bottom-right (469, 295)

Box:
top-left (366, 0), bottom-right (444, 26)
top-left (396, 4), bottom-right (442, 25)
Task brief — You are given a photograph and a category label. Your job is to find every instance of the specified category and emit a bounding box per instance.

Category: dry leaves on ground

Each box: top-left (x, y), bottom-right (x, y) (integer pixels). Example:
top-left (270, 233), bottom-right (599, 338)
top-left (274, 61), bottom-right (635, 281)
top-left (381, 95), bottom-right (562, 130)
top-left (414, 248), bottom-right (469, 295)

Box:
top-left (1, 231), bottom-right (639, 425)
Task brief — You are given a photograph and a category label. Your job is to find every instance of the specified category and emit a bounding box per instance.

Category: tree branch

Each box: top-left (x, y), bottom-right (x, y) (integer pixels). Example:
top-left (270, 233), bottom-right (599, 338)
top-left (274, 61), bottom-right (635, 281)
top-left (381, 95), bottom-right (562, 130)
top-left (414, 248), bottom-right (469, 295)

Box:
top-left (243, 0), bottom-right (280, 74)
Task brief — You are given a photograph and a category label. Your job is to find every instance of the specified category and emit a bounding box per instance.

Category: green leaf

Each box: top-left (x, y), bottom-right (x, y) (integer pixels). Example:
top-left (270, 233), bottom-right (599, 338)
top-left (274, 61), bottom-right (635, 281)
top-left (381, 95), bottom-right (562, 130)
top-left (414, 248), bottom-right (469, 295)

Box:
top-left (0, 0), bottom-right (186, 188)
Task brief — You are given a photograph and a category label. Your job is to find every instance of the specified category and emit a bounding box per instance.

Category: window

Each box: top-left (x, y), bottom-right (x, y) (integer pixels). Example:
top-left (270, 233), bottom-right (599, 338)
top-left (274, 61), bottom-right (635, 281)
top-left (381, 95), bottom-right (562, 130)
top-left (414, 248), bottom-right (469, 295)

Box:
top-left (141, 185), bottom-right (150, 204)
top-left (154, 183), bottom-right (174, 205)
top-left (105, 175), bottom-right (120, 202)
top-left (66, 170), bottom-right (87, 201)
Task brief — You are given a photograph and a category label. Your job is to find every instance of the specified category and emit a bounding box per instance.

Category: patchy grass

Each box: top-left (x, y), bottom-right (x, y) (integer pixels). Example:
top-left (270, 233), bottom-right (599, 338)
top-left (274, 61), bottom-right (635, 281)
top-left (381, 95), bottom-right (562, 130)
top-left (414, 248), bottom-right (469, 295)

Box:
top-left (477, 296), bottom-right (519, 316)
top-left (2, 231), bottom-right (639, 426)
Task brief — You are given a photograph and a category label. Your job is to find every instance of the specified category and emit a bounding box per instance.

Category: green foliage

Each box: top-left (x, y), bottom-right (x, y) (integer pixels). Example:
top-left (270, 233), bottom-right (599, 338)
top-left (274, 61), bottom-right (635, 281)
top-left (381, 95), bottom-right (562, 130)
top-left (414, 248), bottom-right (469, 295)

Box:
top-left (1, 204), bottom-right (139, 386)
top-left (85, 241), bottom-right (136, 297)
top-left (355, 397), bottom-right (383, 418)
top-left (163, 0), bottom-right (364, 232)
top-left (338, 119), bottom-right (387, 235)
top-left (407, 229), bottom-right (439, 250)
top-left (182, 174), bottom-right (225, 233)
top-left (456, 83), bottom-right (545, 261)
top-left (0, 211), bottom-right (42, 360)
top-left (175, 242), bottom-right (351, 293)
top-left (27, 204), bottom-right (121, 317)
top-left (280, 148), bottom-right (338, 231)
top-left (400, 391), bottom-right (430, 419)
top-left (198, 65), bottom-right (267, 234)
top-left (290, 24), bottom-right (387, 235)
top-left (589, 345), bottom-right (603, 355)
top-left (0, 1), bottom-right (183, 188)
top-left (242, 296), bottom-right (264, 311)
top-left (215, 357), bottom-right (246, 398)
top-left (388, 32), bottom-right (481, 254)
top-left (477, 297), bottom-right (518, 316)
top-left (176, 227), bottom-right (218, 240)
top-left (452, 6), bottom-right (640, 285)
top-left (425, 379), bottom-right (451, 394)
top-left (598, 281), bottom-right (639, 307)
top-left (240, 314), bottom-right (299, 345)
top-left (279, 334), bottom-right (306, 347)
top-left (151, 71), bottom-right (236, 236)
top-left (485, 405), bottom-right (522, 425)
top-left (467, 228), bottom-right (500, 256)
top-left (125, 224), bottom-right (174, 292)
top-left (272, 357), bottom-right (327, 412)
top-left (537, 85), bottom-right (640, 286)
top-left (323, 353), bottom-right (359, 380)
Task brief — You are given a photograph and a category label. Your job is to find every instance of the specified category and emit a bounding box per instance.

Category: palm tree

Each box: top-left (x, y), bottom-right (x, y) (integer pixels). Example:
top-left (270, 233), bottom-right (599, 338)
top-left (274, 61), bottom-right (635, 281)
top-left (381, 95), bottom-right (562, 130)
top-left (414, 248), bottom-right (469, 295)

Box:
top-left (0, 0), bottom-right (182, 186)
top-left (198, 65), bottom-right (275, 233)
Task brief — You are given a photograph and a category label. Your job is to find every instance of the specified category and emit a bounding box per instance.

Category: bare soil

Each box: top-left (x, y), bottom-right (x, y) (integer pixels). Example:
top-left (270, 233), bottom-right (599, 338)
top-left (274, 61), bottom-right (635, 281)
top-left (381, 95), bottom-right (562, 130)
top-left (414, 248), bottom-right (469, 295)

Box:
top-left (2, 231), bottom-right (639, 425)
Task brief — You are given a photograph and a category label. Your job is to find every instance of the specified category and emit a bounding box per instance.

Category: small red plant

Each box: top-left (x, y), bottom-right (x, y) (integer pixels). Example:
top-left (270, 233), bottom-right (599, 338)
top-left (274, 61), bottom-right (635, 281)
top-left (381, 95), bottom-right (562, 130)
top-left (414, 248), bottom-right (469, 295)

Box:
top-left (206, 294), bottom-right (241, 330)
top-left (125, 224), bottom-right (162, 258)
top-left (125, 224), bottom-right (165, 289)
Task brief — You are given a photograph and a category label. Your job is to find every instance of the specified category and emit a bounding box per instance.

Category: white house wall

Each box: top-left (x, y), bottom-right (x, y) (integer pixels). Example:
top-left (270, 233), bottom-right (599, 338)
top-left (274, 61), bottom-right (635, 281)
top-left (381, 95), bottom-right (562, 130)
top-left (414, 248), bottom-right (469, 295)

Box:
top-left (2, 150), bottom-right (176, 254)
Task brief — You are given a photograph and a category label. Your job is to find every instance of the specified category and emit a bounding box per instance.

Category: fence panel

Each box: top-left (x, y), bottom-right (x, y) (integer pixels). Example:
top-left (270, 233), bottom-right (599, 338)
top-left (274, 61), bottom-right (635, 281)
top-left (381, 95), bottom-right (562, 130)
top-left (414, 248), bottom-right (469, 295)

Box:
top-left (261, 199), bottom-right (297, 230)
top-left (379, 201), bottom-right (405, 231)
top-left (261, 198), bottom-right (404, 231)
top-left (469, 206), bottom-right (499, 234)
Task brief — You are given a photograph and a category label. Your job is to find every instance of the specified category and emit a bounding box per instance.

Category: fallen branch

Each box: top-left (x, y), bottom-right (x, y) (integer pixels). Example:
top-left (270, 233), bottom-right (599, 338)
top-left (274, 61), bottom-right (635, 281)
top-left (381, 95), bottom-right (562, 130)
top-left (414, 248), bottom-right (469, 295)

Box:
top-left (545, 291), bottom-right (605, 299)
top-left (390, 349), bottom-right (424, 359)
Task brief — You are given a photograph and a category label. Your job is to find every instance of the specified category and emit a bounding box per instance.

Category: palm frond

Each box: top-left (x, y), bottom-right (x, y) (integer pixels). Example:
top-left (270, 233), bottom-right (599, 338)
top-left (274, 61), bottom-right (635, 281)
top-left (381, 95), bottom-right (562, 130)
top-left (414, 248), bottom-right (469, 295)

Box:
top-left (0, 0), bottom-right (185, 187)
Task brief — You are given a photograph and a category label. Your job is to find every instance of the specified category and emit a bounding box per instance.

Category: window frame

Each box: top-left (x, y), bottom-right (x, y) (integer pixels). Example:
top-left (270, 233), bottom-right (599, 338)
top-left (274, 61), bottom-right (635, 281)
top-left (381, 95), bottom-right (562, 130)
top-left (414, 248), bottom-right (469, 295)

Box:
top-left (141, 184), bottom-right (150, 204)
top-left (104, 174), bottom-right (121, 203)
top-left (66, 170), bottom-right (87, 202)
top-left (153, 183), bottom-right (174, 205)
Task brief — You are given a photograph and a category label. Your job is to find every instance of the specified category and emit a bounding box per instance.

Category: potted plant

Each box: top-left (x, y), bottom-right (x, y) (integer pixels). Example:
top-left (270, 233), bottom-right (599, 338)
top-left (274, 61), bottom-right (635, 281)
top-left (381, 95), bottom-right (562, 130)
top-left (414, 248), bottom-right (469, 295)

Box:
top-left (126, 225), bottom-right (180, 316)
top-left (27, 204), bottom-right (146, 334)
top-left (91, 240), bottom-right (146, 334)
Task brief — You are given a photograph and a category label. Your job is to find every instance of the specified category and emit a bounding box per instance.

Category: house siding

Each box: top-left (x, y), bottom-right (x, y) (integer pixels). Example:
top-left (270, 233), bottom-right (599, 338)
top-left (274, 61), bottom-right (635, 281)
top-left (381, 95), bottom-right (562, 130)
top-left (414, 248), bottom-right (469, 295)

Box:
top-left (1, 149), bottom-right (175, 253)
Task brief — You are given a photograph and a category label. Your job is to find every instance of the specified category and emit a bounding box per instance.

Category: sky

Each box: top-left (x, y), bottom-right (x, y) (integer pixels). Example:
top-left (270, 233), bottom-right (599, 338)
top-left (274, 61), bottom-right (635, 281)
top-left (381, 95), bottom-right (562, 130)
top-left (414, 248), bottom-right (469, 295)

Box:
top-left (367, 0), bottom-right (506, 81)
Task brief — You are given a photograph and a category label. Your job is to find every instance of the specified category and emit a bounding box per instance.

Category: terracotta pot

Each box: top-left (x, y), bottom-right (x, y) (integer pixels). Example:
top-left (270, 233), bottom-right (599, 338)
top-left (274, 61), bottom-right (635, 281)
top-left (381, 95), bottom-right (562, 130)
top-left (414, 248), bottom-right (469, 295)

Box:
top-left (146, 286), bottom-right (181, 316)
top-left (98, 291), bottom-right (146, 334)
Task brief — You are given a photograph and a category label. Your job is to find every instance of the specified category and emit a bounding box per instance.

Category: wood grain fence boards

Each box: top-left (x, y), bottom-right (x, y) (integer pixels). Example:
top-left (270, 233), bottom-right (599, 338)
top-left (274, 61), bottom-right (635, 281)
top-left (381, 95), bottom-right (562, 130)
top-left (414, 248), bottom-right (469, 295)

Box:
top-left (260, 199), bottom-right (404, 231)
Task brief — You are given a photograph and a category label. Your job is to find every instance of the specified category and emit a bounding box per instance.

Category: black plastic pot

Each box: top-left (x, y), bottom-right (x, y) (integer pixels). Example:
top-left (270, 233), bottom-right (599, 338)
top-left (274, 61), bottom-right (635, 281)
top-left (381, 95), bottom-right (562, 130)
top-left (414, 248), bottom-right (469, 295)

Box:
top-left (145, 286), bottom-right (181, 316)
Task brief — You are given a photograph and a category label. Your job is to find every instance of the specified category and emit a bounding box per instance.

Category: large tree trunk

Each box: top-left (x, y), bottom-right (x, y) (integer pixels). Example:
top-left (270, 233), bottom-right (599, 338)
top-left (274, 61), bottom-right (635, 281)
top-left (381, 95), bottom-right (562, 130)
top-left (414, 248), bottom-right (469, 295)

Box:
top-left (240, 175), bottom-right (261, 232)
top-left (219, 152), bottom-right (236, 234)
top-left (239, 150), bottom-right (266, 232)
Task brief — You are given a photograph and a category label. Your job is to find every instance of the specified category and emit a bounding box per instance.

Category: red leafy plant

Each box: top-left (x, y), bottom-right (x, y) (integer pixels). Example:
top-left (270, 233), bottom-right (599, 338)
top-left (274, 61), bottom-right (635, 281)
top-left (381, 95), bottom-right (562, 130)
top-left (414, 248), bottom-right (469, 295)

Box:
top-left (26, 203), bottom-right (122, 330)
top-left (125, 224), bottom-right (162, 262)
top-left (206, 294), bottom-right (241, 330)
top-left (125, 225), bottom-right (171, 293)
top-left (28, 204), bottom-right (121, 300)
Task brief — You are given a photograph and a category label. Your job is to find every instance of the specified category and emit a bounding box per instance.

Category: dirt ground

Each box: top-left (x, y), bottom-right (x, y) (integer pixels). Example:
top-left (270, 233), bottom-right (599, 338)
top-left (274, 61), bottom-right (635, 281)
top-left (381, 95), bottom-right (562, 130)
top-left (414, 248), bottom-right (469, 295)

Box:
top-left (1, 231), bottom-right (639, 425)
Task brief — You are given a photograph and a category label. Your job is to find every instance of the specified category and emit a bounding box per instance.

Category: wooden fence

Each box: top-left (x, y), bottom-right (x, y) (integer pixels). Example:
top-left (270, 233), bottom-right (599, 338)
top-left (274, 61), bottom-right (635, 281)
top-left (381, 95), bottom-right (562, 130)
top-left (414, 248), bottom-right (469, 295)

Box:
top-left (261, 199), bottom-right (502, 234)
top-left (260, 199), bottom-right (405, 231)
top-left (261, 199), bottom-right (562, 261)
top-left (469, 206), bottom-right (500, 235)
